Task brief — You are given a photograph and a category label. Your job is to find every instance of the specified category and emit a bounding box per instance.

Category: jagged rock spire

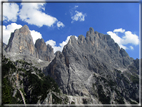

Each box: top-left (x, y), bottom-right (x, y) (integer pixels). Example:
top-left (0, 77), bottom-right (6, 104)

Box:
top-left (5, 25), bottom-right (37, 57)
top-left (35, 38), bottom-right (54, 61)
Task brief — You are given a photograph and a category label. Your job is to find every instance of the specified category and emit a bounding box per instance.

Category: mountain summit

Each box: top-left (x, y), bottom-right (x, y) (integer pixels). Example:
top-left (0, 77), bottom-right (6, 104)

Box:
top-left (4, 25), bottom-right (54, 62)
top-left (45, 27), bottom-right (139, 104)
top-left (2, 26), bottom-right (139, 104)
top-left (5, 25), bottom-right (37, 57)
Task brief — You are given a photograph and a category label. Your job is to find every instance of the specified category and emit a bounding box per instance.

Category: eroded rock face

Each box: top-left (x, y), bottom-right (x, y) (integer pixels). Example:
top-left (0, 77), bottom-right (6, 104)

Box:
top-left (3, 25), bottom-right (139, 104)
top-left (5, 25), bottom-right (37, 57)
top-left (45, 27), bottom-right (139, 104)
top-left (35, 38), bottom-right (54, 61)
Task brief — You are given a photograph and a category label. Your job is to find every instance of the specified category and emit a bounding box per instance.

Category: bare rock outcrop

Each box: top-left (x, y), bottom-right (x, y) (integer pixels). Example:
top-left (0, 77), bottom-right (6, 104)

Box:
top-left (5, 25), bottom-right (37, 57)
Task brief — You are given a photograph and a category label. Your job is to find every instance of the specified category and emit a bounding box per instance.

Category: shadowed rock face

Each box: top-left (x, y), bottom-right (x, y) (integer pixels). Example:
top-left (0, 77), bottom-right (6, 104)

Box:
top-left (46, 27), bottom-right (139, 104)
top-left (5, 25), bottom-right (37, 57)
top-left (35, 38), bottom-right (54, 61)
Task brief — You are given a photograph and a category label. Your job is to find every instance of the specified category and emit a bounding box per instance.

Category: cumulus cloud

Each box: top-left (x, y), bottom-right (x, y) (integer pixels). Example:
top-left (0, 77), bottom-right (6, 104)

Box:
top-left (3, 3), bottom-right (19, 22)
top-left (71, 11), bottom-right (86, 23)
top-left (107, 28), bottom-right (139, 50)
top-left (3, 23), bottom-right (22, 44)
top-left (3, 23), bottom-right (42, 45)
top-left (57, 21), bottom-right (65, 28)
top-left (122, 31), bottom-right (139, 45)
top-left (46, 35), bottom-right (77, 53)
top-left (30, 30), bottom-right (42, 44)
top-left (19, 3), bottom-right (64, 28)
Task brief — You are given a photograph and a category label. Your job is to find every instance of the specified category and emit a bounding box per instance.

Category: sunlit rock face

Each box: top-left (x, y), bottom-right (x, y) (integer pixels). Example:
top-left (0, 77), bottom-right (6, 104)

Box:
top-left (4, 25), bottom-right (55, 62)
top-left (5, 25), bottom-right (37, 57)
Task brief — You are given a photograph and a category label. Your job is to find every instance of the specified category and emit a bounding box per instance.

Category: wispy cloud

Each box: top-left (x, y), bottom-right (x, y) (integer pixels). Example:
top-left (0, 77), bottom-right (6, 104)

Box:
top-left (130, 46), bottom-right (134, 50)
top-left (113, 28), bottom-right (125, 33)
top-left (70, 5), bottom-right (86, 23)
top-left (57, 21), bottom-right (65, 28)
top-left (71, 11), bottom-right (86, 23)
top-left (107, 28), bottom-right (139, 50)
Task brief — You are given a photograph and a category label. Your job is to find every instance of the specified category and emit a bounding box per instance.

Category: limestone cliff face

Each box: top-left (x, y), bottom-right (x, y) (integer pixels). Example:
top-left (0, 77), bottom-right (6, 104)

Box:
top-left (5, 25), bottom-right (37, 57)
top-left (2, 25), bottom-right (139, 104)
top-left (4, 25), bottom-right (54, 62)
top-left (45, 27), bottom-right (139, 104)
top-left (35, 39), bottom-right (54, 61)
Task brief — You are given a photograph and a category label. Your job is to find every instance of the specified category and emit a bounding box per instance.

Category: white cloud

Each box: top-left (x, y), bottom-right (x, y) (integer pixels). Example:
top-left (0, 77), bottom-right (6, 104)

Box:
top-left (113, 28), bottom-right (125, 33)
top-left (57, 21), bottom-right (65, 28)
top-left (3, 23), bottom-right (22, 44)
top-left (3, 3), bottom-right (19, 22)
top-left (30, 30), bottom-right (42, 44)
top-left (130, 46), bottom-right (134, 50)
top-left (19, 3), bottom-right (64, 28)
top-left (71, 11), bottom-right (86, 23)
top-left (2, 23), bottom-right (42, 45)
top-left (46, 35), bottom-right (77, 53)
top-left (107, 29), bottom-right (139, 50)
top-left (107, 31), bottom-right (122, 46)
top-left (122, 31), bottom-right (139, 45)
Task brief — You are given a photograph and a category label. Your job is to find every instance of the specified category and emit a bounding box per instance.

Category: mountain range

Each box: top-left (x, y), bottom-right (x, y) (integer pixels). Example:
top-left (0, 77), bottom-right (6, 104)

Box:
top-left (1, 25), bottom-right (140, 105)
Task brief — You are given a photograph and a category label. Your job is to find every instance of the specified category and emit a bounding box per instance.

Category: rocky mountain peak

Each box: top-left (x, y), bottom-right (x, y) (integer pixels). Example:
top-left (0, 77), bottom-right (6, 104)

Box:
top-left (67, 36), bottom-right (78, 45)
top-left (86, 27), bottom-right (95, 37)
top-left (78, 35), bottom-right (85, 44)
top-left (5, 25), bottom-right (36, 57)
top-left (46, 27), bottom-right (136, 99)
top-left (89, 27), bottom-right (94, 34)
top-left (19, 25), bottom-right (30, 34)
top-left (35, 38), bottom-right (54, 61)
top-left (2, 26), bottom-right (139, 104)
top-left (35, 38), bottom-right (47, 52)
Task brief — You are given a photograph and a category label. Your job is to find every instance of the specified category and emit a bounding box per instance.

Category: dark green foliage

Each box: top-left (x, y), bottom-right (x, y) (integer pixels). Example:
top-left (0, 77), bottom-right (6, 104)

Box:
top-left (93, 73), bottom-right (96, 77)
top-left (114, 96), bottom-right (124, 104)
top-left (52, 93), bottom-right (62, 104)
top-left (129, 99), bottom-right (138, 104)
top-left (130, 75), bottom-right (139, 84)
top-left (71, 101), bottom-right (75, 104)
top-left (25, 70), bottom-right (60, 104)
top-left (124, 72), bottom-right (139, 84)
top-left (114, 69), bottom-right (121, 74)
top-left (64, 96), bottom-right (69, 104)
top-left (83, 99), bottom-right (88, 104)
top-left (2, 56), bottom-right (61, 104)
top-left (95, 75), bottom-right (117, 86)
top-left (15, 90), bottom-right (23, 104)
top-left (2, 77), bottom-right (14, 104)
top-left (2, 56), bottom-right (16, 77)
top-left (97, 85), bottom-right (110, 104)
top-left (107, 80), bottom-right (116, 86)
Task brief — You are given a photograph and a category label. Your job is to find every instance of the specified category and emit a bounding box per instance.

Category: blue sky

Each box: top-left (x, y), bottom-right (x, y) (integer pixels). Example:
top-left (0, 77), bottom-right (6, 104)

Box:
top-left (2, 2), bottom-right (140, 59)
